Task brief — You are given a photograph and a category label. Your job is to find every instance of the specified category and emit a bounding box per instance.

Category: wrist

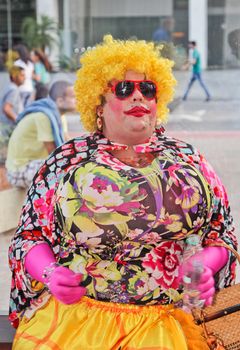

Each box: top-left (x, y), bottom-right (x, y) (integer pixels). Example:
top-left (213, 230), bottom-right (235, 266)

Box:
top-left (25, 243), bottom-right (57, 282)
top-left (42, 262), bottom-right (61, 287)
top-left (203, 246), bottom-right (229, 274)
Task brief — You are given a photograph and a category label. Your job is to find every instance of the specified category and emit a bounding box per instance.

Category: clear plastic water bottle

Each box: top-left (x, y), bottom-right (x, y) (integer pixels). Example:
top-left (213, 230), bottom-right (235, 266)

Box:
top-left (182, 235), bottom-right (205, 312)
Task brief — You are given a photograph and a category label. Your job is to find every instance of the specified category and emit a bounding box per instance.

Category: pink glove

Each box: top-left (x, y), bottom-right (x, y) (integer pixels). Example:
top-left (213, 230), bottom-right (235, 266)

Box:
top-left (180, 246), bottom-right (229, 306)
top-left (25, 243), bottom-right (86, 304)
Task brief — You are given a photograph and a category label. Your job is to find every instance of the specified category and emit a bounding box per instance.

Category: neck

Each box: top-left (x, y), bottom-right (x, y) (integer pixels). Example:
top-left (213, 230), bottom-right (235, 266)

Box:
top-left (110, 147), bottom-right (155, 168)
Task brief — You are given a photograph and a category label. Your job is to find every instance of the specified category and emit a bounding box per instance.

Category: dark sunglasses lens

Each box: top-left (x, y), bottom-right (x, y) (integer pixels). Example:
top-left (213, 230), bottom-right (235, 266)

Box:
top-left (140, 82), bottom-right (156, 98)
top-left (115, 81), bottom-right (134, 98)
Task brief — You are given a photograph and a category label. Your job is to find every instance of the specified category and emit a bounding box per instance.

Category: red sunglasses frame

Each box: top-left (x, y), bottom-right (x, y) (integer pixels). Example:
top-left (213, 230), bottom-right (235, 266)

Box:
top-left (110, 80), bottom-right (157, 100)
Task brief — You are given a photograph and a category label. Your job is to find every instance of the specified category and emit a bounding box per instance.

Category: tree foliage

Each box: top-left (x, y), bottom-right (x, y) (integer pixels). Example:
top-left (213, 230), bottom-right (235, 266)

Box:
top-left (20, 15), bottom-right (58, 52)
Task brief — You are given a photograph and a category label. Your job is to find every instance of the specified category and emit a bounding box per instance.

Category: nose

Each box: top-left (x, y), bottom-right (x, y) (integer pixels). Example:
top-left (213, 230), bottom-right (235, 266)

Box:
top-left (131, 86), bottom-right (143, 101)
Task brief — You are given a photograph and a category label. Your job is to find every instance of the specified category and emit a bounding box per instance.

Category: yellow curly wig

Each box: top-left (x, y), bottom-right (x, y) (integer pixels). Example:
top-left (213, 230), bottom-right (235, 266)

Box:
top-left (74, 35), bottom-right (177, 132)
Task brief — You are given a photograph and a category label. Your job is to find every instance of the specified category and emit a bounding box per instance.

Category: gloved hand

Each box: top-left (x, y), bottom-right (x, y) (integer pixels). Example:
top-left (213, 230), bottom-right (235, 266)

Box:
top-left (25, 243), bottom-right (86, 304)
top-left (179, 246), bottom-right (229, 306)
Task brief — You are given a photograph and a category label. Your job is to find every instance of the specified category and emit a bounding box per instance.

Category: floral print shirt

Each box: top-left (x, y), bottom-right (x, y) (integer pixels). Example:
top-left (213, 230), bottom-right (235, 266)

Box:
top-left (8, 130), bottom-right (237, 328)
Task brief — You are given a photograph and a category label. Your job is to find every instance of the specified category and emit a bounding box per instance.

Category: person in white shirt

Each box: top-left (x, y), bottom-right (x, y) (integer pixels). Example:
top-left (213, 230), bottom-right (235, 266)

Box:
top-left (14, 44), bottom-right (34, 107)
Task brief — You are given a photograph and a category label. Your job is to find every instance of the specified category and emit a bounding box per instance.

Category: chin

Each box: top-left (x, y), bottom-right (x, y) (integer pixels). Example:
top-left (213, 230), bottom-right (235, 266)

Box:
top-left (128, 128), bottom-right (153, 143)
top-left (132, 121), bottom-right (153, 133)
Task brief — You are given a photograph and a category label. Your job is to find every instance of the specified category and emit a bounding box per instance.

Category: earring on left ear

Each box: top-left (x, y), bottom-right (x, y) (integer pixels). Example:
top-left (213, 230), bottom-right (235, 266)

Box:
top-left (96, 116), bottom-right (103, 132)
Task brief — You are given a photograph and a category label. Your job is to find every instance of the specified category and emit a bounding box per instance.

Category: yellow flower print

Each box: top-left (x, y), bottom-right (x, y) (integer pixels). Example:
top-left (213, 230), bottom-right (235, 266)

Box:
top-left (56, 162), bottom-right (147, 237)
top-left (155, 208), bottom-right (183, 233)
top-left (175, 185), bottom-right (200, 209)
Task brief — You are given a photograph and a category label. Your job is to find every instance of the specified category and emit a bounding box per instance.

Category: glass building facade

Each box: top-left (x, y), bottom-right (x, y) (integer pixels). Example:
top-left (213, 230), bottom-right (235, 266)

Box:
top-left (60, 0), bottom-right (240, 69)
top-left (0, 0), bottom-right (239, 70)
top-left (0, 0), bottom-right (36, 69)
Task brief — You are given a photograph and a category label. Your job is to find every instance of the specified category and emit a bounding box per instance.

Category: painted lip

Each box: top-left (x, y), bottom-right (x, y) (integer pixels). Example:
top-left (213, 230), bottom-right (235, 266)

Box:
top-left (124, 106), bottom-right (151, 117)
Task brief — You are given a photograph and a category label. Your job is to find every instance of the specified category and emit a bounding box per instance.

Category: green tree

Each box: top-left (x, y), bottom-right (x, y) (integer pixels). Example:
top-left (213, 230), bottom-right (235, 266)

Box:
top-left (21, 15), bottom-right (58, 52)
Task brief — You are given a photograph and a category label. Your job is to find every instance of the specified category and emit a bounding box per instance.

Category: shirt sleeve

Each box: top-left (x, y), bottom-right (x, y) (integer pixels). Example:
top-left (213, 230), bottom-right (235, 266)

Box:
top-left (174, 138), bottom-right (237, 289)
top-left (8, 135), bottom-right (93, 326)
top-left (35, 113), bottom-right (55, 142)
top-left (4, 89), bottom-right (19, 107)
top-left (192, 50), bottom-right (198, 60)
top-left (194, 151), bottom-right (237, 289)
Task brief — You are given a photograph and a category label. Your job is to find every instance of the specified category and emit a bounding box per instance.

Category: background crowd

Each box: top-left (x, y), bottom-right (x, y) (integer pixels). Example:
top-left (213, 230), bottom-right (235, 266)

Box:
top-left (0, 43), bottom-right (76, 186)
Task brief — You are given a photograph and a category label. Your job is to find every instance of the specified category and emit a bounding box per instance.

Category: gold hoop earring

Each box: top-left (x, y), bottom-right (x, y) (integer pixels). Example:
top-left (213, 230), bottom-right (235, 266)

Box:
top-left (96, 116), bottom-right (103, 132)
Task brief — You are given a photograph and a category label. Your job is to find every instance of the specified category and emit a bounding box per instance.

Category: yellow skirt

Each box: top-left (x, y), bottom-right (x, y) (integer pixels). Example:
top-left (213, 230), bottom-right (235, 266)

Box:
top-left (13, 297), bottom-right (208, 350)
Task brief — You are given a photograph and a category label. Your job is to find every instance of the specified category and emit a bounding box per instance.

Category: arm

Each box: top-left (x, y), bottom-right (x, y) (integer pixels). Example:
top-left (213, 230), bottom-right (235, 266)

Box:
top-left (200, 155), bottom-right (237, 298)
top-left (44, 141), bottom-right (56, 154)
top-left (25, 242), bottom-right (86, 304)
top-left (181, 245), bottom-right (229, 306)
top-left (3, 102), bottom-right (17, 122)
top-left (189, 58), bottom-right (196, 65)
top-left (37, 114), bottom-right (56, 153)
top-left (8, 136), bottom-right (91, 326)
top-left (184, 152), bottom-right (237, 305)
top-left (32, 72), bottom-right (41, 82)
top-left (32, 62), bottom-right (42, 83)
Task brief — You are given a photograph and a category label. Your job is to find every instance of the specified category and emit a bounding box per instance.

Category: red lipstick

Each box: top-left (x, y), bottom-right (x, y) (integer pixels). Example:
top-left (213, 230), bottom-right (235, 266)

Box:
top-left (124, 106), bottom-right (151, 117)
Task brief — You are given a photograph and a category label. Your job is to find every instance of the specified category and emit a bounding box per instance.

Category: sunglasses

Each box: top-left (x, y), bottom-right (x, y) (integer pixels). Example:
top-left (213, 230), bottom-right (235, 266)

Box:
top-left (111, 80), bottom-right (157, 100)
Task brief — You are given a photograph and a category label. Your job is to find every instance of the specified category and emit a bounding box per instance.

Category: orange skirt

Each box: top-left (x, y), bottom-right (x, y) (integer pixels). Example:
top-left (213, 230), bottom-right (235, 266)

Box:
top-left (13, 296), bottom-right (209, 350)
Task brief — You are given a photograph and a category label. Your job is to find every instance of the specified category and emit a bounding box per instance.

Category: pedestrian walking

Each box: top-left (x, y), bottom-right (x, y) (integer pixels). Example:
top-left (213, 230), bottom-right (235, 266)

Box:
top-left (182, 41), bottom-right (211, 101)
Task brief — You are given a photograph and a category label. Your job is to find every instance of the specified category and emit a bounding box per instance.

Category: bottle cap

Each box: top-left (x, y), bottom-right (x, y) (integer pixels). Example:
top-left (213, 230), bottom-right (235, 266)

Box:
top-left (185, 235), bottom-right (201, 246)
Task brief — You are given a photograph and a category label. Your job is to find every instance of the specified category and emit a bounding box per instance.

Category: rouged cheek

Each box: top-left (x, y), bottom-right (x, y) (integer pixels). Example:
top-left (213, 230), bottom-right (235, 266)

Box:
top-left (107, 98), bottom-right (124, 117)
top-left (150, 102), bottom-right (157, 116)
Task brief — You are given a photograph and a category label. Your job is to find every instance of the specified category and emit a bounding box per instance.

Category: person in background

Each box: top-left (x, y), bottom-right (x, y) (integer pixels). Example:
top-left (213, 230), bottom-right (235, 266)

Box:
top-left (152, 17), bottom-right (175, 43)
top-left (31, 48), bottom-right (52, 87)
top-left (228, 28), bottom-right (240, 60)
top-left (0, 65), bottom-right (25, 128)
top-left (9, 35), bottom-right (237, 350)
top-left (182, 41), bottom-right (211, 101)
top-left (34, 82), bottom-right (49, 100)
top-left (0, 65), bottom-right (25, 163)
top-left (6, 80), bottom-right (76, 188)
top-left (14, 44), bottom-right (34, 107)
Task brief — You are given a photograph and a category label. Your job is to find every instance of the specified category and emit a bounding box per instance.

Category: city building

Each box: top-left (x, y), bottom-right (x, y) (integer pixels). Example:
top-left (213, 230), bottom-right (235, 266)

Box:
top-left (0, 0), bottom-right (240, 70)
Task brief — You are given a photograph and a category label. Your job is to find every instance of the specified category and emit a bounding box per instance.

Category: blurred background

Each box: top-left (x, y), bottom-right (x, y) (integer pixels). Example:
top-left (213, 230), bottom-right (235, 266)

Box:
top-left (0, 0), bottom-right (240, 71)
top-left (0, 0), bottom-right (240, 346)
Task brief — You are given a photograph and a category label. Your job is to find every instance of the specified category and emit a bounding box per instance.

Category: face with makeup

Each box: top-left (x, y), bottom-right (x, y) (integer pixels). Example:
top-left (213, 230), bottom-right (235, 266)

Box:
top-left (97, 70), bottom-right (157, 146)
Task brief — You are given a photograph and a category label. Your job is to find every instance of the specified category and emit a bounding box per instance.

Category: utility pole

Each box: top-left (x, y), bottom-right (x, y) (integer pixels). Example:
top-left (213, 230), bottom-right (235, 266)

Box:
top-left (84, 0), bottom-right (92, 47)
top-left (6, 0), bottom-right (12, 52)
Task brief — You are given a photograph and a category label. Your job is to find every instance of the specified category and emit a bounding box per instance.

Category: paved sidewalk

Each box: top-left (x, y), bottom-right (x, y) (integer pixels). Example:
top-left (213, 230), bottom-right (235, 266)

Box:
top-left (0, 68), bottom-right (240, 100)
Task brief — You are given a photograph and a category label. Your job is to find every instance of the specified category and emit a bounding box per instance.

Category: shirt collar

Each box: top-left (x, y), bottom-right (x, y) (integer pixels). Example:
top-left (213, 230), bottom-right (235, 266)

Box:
top-left (95, 126), bottom-right (165, 153)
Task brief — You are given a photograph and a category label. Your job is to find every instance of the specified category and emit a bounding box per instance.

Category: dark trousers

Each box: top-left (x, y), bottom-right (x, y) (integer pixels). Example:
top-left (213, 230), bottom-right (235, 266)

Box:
top-left (183, 72), bottom-right (210, 100)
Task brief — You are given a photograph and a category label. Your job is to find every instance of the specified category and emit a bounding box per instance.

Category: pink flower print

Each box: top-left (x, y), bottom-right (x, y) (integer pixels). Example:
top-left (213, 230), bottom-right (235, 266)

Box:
top-left (166, 163), bottom-right (182, 186)
top-left (142, 241), bottom-right (183, 289)
top-left (95, 150), bottom-right (130, 171)
top-left (62, 143), bottom-right (74, 150)
top-left (90, 178), bottom-right (108, 193)
top-left (70, 156), bottom-right (84, 165)
top-left (33, 189), bottom-right (55, 223)
top-left (75, 140), bottom-right (88, 153)
top-left (144, 231), bottom-right (162, 244)
top-left (200, 156), bottom-right (228, 203)
top-left (61, 149), bottom-right (75, 157)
